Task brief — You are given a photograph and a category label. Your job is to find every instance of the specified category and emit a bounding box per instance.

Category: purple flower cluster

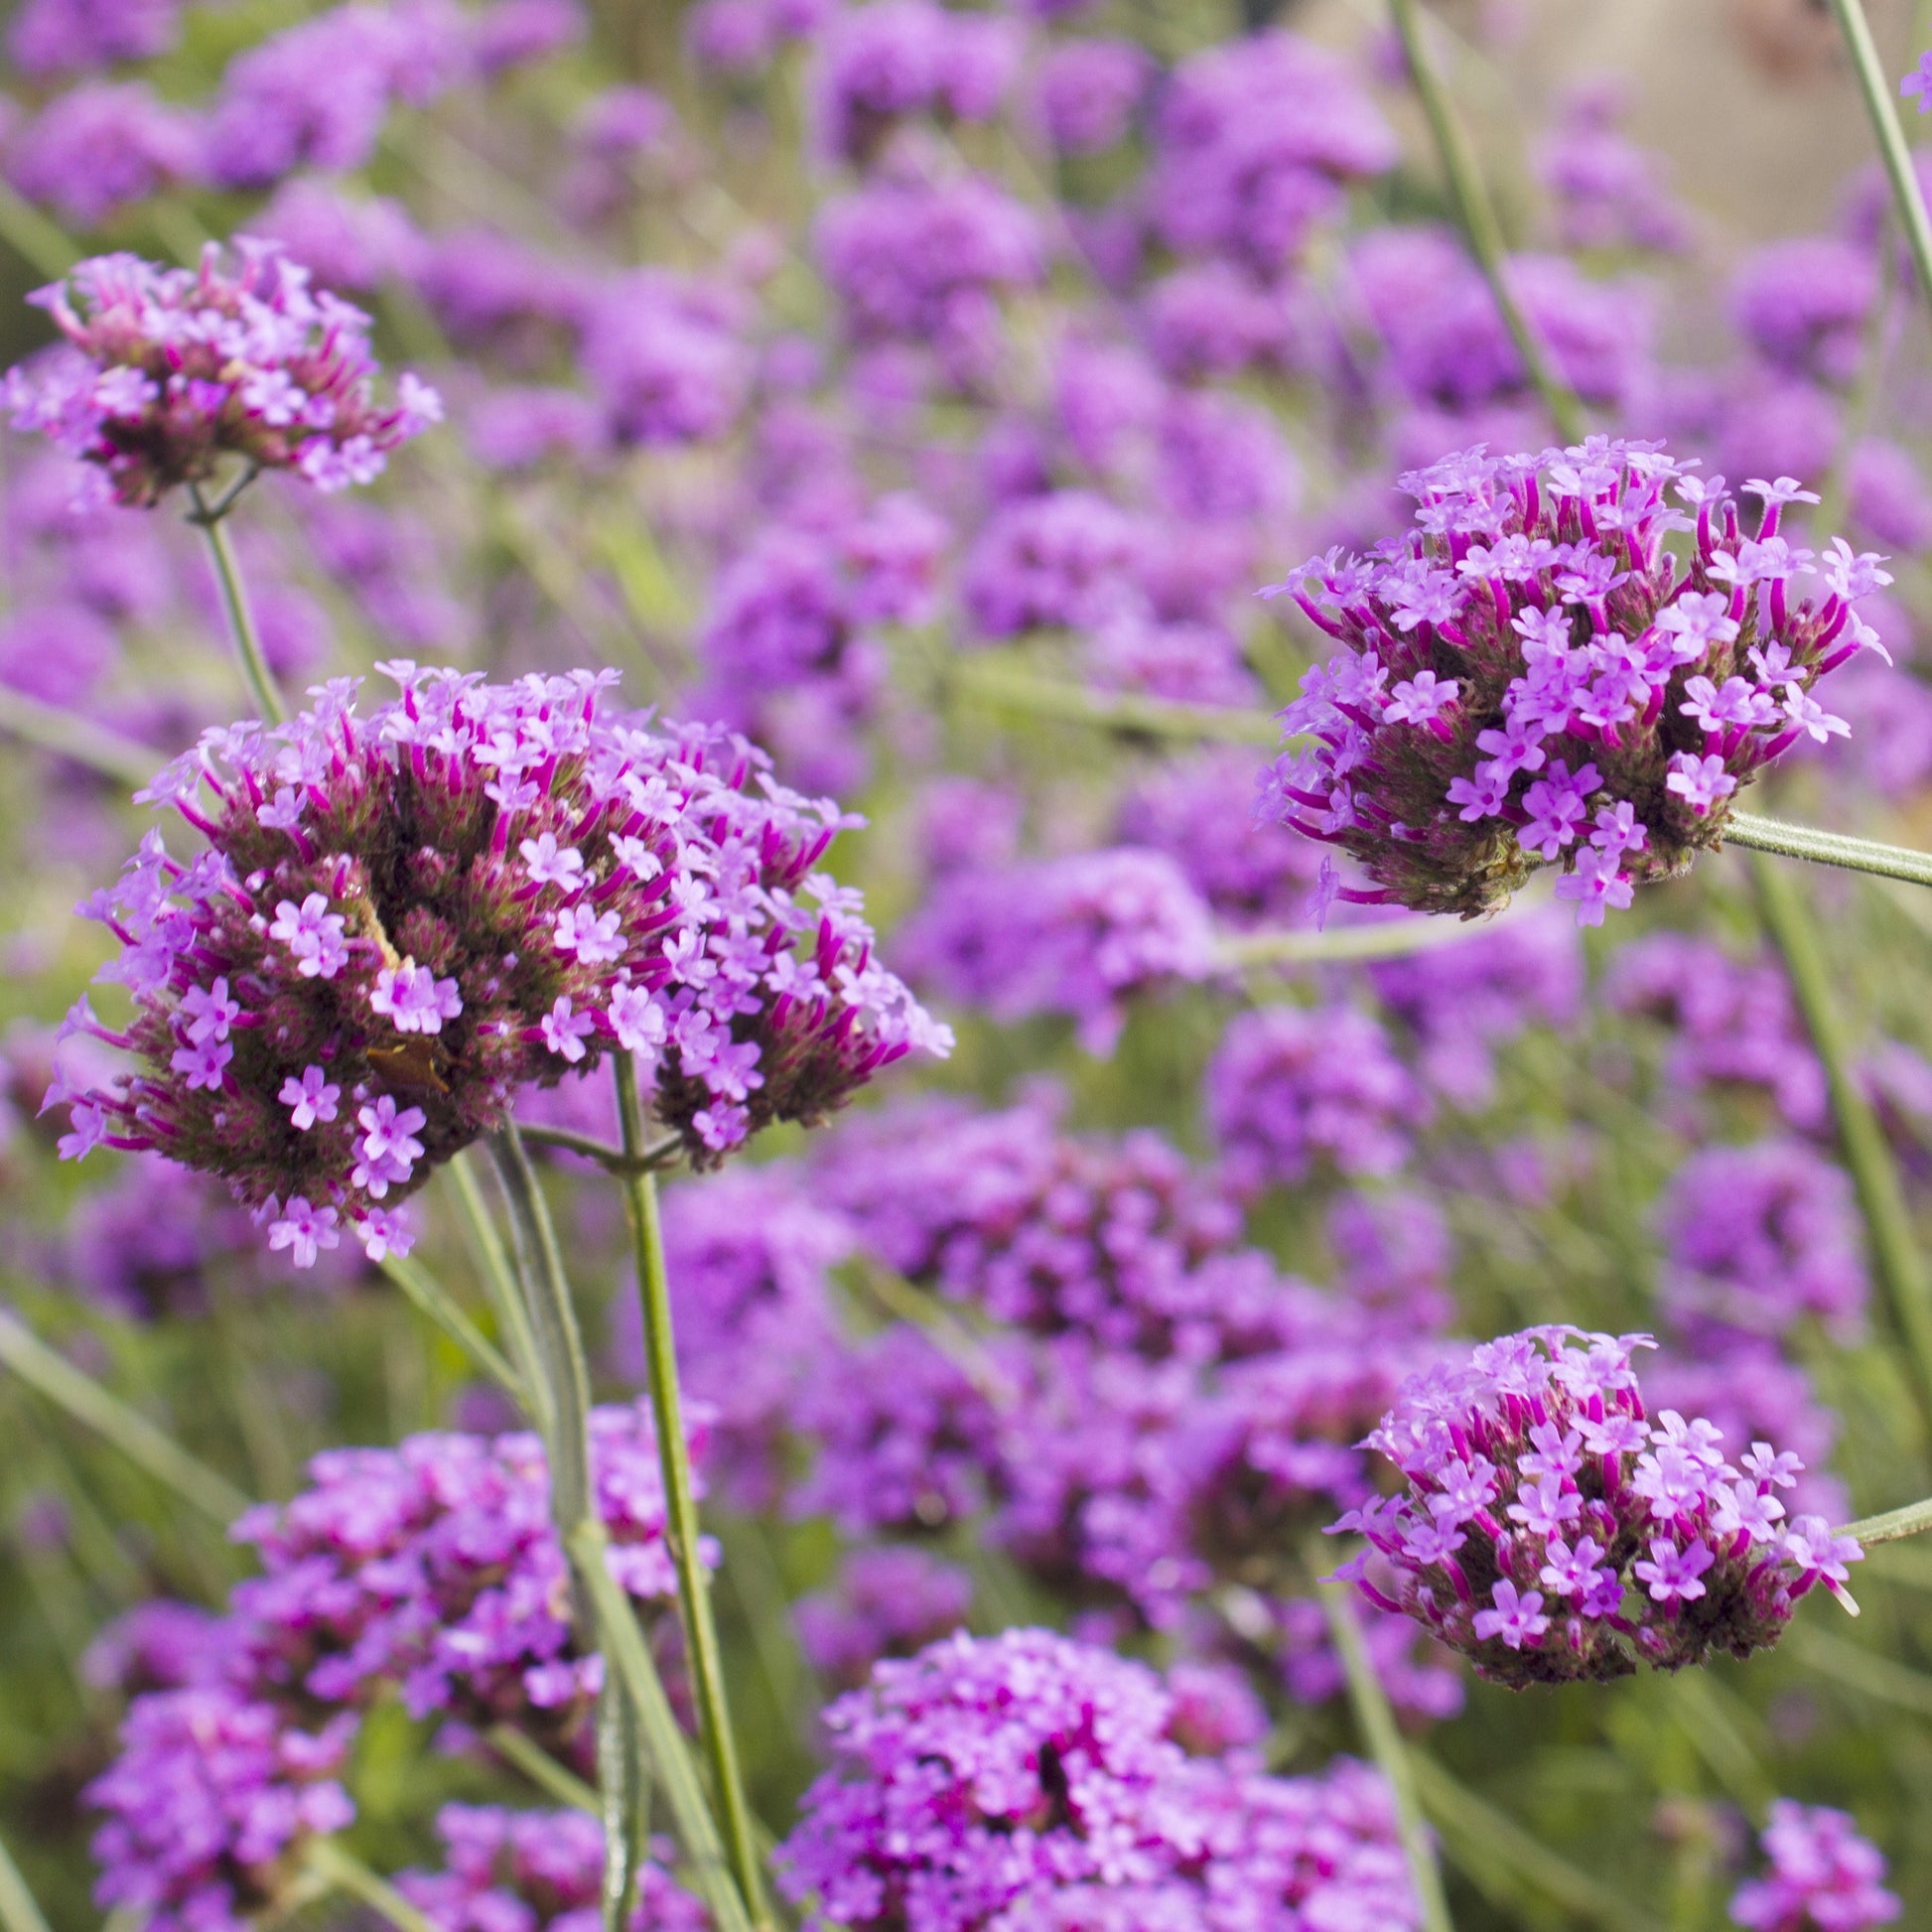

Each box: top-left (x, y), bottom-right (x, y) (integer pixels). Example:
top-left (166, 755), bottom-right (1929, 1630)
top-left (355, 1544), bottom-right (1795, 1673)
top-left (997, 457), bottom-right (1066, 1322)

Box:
top-left (398, 1804), bottom-right (708, 1932)
top-left (1266, 438), bottom-right (1893, 922)
top-left (54, 665), bottom-right (947, 1262)
top-left (794, 1546), bottom-right (975, 1691)
top-left (88, 1685), bottom-right (356, 1932)
top-left (811, 0), bottom-right (1019, 165)
top-left (1333, 1327), bottom-right (1862, 1685)
top-left (4, 244), bottom-right (441, 506)
top-left (899, 846), bottom-right (1213, 1053)
top-left (1656, 1138), bottom-right (1867, 1342)
top-left (1204, 1004), bottom-right (1426, 1194)
top-left (1730, 1800), bottom-right (1899, 1931)
top-left (777, 1628), bottom-right (1418, 1931)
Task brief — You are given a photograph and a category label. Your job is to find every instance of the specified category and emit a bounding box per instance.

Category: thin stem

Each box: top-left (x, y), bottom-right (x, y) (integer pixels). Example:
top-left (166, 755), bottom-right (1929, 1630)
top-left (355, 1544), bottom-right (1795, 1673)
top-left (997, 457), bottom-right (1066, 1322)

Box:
top-left (447, 1150), bottom-right (554, 1446)
top-left (1214, 894), bottom-right (1540, 970)
top-left (305, 1840), bottom-right (440, 1932)
top-left (1408, 1752), bottom-right (1665, 1932)
top-left (1825, 0), bottom-right (1932, 318)
top-left (1387, 0), bottom-right (1587, 443)
top-left (380, 1252), bottom-right (526, 1403)
top-left (187, 482), bottom-right (286, 726)
top-left (487, 1721), bottom-right (600, 1814)
top-left (0, 180), bottom-right (75, 280)
top-left (0, 688), bottom-right (157, 789)
top-left (1790, 1623), bottom-right (1932, 1718)
top-left (518, 1121), bottom-right (684, 1174)
top-left (1749, 854), bottom-right (1932, 1419)
top-left (0, 1829), bottom-right (53, 1932)
top-left (612, 1053), bottom-right (771, 1931)
top-left (1726, 810), bottom-right (1932, 890)
top-left (598, 1676), bottom-right (650, 1932)
top-left (1313, 1563), bottom-right (1454, 1932)
top-left (947, 659), bottom-right (1282, 745)
top-left (567, 1521), bottom-right (755, 1932)
top-left (1839, 1493), bottom-right (1932, 1545)
top-left (847, 1260), bottom-right (1019, 1410)
top-left (0, 1309), bottom-right (251, 1526)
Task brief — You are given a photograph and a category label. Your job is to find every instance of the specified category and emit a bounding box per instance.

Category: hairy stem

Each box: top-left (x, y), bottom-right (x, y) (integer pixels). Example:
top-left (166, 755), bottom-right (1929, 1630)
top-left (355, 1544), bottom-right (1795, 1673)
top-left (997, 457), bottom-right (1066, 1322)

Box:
top-left (0, 1309), bottom-right (250, 1526)
top-left (1387, 0), bottom-right (1587, 443)
top-left (1314, 1564), bottom-right (1454, 1932)
top-left (1726, 811), bottom-right (1932, 890)
top-left (1825, 0), bottom-right (1932, 316)
top-left (1839, 1493), bottom-right (1932, 1545)
top-left (1749, 854), bottom-right (1932, 1420)
top-left (188, 481), bottom-right (286, 726)
top-left (613, 1052), bottom-right (771, 1930)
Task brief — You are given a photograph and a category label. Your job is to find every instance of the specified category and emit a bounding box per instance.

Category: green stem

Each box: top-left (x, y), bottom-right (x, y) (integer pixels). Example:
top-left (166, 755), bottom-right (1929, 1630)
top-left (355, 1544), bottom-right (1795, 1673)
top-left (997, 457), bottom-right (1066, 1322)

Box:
top-left (612, 1054), bottom-right (771, 1931)
top-left (947, 659), bottom-right (1282, 745)
top-left (1790, 1623), bottom-right (1932, 1718)
top-left (517, 1121), bottom-right (684, 1175)
top-left (1825, 0), bottom-right (1932, 318)
top-left (1749, 854), bottom-right (1932, 1419)
top-left (379, 1252), bottom-right (526, 1404)
top-left (0, 1310), bottom-right (250, 1526)
top-left (1387, 0), bottom-right (1587, 443)
top-left (0, 180), bottom-right (75, 280)
top-left (0, 688), bottom-right (158, 789)
top-left (598, 1675), bottom-right (649, 1932)
top-left (567, 1521), bottom-right (754, 1932)
top-left (305, 1840), bottom-right (440, 1932)
top-left (1727, 810), bottom-right (1932, 890)
top-left (487, 1721), bottom-right (600, 1814)
top-left (447, 1150), bottom-right (554, 1447)
top-left (1314, 1565), bottom-right (1454, 1932)
top-left (188, 483), bottom-right (286, 726)
top-left (1214, 896), bottom-right (1539, 970)
top-left (1839, 1493), bottom-right (1932, 1544)
top-left (0, 1829), bottom-right (53, 1932)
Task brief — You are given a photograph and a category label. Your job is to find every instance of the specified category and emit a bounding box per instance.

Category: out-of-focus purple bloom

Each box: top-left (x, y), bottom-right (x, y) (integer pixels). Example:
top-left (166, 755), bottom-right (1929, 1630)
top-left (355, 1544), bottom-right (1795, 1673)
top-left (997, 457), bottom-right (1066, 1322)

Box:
top-left (7, 0), bottom-right (179, 76)
top-left (4, 244), bottom-right (441, 506)
top-left (1370, 911), bottom-right (1584, 1105)
top-left (1142, 262), bottom-right (1289, 381)
top-left (1732, 239), bottom-right (1878, 386)
top-left (579, 271), bottom-right (752, 446)
top-left (1604, 933), bottom-right (1827, 1130)
top-left (1536, 83), bottom-right (1692, 254)
top-left (1731, 1800), bottom-right (1899, 1930)
top-left (468, 0), bottom-right (584, 74)
top-left (1117, 751), bottom-right (1322, 930)
top-left (83, 1600), bottom-right (230, 1696)
top-left (1901, 50), bottom-right (1932, 114)
top-left (412, 228), bottom-right (597, 362)
top-left (253, 181), bottom-right (428, 294)
top-left (1205, 1004), bottom-right (1426, 1193)
top-left (1334, 1326), bottom-right (1862, 1684)
top-left (5, 83), bottom-right (200, 227)
top-left (88, 1684), bottom-right (357, 1932)
top-left (961, 487), bottom-right (1140, 638)
top-left (398, 1804), bottom-right (707, 1932)
top-left (898, 845), bottom-right (1215, 1053)
top-left (794, 1546), bottom-right (974, 1690)
top-left (811, 1), bottom-right (1020, 164)
top-left (1656, 1139), bottom-right (1867, 1342)
top-left (1034, 38), bottom-right (1149, 156)
top-left (1148, 30), bottom-right (1398, 275)
top-left (1327, 1189), bottom-right (1454, 1329)
top-left (816, 173), bottom-right (1046, 387)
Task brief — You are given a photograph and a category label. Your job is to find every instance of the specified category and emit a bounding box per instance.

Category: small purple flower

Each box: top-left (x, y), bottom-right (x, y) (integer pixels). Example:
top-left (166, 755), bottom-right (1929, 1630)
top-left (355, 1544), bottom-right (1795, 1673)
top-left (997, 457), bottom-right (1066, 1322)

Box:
top-left (1471, 1579), bottom-right (1550, 1650)
top-left (1731, 1802), bottom-right (1900, 1931)
top-left (279, 1066), bottom-right (340, 1132)
top-left (1903, 49), bottom-right (1932, 113)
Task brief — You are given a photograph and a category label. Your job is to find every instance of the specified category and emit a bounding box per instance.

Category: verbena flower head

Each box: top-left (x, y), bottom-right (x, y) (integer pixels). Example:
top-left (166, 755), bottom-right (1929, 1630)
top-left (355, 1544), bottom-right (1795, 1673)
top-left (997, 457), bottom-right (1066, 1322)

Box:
top-left (399, 1803), bottom-right (709, 1932)
top-left (1730, 1800), bottom-right (1899, 1931)
top-left (1332, 1326), bottom-right (1863, 1686)
top-left (229, 1402), bottom-right (695, 1743)
top-left (5, 243), bottom-right (442, 507)
top-left (87, 1684), bottom-right (356, 1932)
top-left (1264, 439), bottom-right (1892, 923)
top-left (776, 1627), bottom-right (1419, 1930)
top-left (53, 666), bottom-right (948, 1262)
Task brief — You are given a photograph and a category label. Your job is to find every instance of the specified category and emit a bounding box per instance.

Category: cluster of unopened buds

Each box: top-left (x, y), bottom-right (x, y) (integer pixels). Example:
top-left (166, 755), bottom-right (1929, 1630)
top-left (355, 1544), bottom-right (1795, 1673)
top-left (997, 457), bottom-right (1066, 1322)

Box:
top-left (2, 240), bottom-right (442, 504)
top-left (1330, 1326), bottom-right (1862, 1685)
top-left (52, 664), bottom-right (949, 1264)
top-left (1264, 438), bottom-right (1894, 924)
